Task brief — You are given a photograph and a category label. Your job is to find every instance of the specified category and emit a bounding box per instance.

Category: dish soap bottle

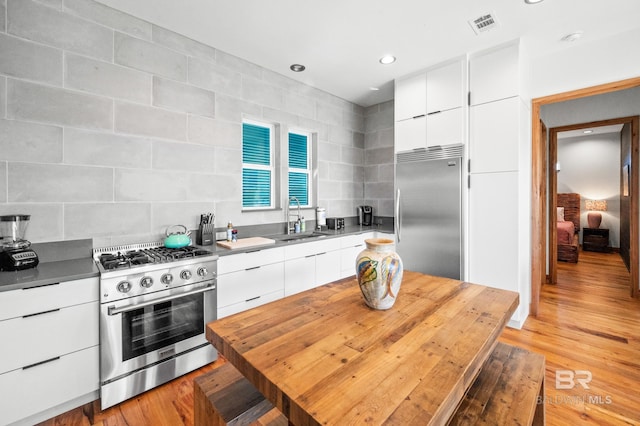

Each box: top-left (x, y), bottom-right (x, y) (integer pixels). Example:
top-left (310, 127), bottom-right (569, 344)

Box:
top-left (227, 222), bottom-right (233, 242)
top-left (300, 216), bottom-right (306, 232)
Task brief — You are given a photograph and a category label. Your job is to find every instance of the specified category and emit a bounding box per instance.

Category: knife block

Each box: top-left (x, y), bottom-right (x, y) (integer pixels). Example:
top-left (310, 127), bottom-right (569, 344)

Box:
top-left (197, 224), bottom-right (214, 245)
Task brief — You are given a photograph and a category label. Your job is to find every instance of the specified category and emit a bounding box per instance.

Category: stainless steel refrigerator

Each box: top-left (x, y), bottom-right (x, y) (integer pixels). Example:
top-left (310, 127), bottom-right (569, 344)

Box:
top-left (394, 146), bottom-right (463, 279)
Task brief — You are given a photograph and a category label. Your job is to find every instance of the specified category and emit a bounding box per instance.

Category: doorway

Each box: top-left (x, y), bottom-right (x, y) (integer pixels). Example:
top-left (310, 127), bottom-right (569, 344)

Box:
top-left (530, 77), bottom-right (640, 316)
top-left (548, 118), bottom-right (637, 285)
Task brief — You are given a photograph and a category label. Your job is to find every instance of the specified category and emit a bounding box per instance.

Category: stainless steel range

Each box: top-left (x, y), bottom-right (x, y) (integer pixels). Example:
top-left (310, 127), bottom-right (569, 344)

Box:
top-left (93, 242), bottom-right (218, 409)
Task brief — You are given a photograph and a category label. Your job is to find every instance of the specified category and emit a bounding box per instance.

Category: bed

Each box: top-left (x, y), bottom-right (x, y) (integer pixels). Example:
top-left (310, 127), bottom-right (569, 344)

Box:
top-left (557, 193), bottom-right (580, 263)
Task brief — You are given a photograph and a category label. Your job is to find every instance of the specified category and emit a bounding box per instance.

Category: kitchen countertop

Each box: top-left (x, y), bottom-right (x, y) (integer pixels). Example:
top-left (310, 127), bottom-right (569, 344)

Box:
top-left (210, 224), bottom-right (394, 256)
top-left (0, 225), bottom-right (393, 292)
top-left (0, 257), bottom-right (99, 292)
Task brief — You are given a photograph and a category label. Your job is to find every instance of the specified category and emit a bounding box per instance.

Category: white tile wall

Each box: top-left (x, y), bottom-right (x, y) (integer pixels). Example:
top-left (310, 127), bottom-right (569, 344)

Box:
top-left (0, 0), bottom-right (390, 244)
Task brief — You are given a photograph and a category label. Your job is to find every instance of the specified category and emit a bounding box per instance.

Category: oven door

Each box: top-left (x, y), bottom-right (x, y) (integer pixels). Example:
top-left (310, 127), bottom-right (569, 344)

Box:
top-left (100, 281), bottom-right (216, 383)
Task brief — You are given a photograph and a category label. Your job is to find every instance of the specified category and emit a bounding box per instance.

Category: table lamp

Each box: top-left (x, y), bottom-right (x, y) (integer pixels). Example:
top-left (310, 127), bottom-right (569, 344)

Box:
top-left (585, 199), bottom-right (607, 228)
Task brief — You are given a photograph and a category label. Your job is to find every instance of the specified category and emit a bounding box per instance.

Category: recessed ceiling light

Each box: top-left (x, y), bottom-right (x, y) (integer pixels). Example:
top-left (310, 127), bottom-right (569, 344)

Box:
top-left (369, 87), bottom-right (380, 91)
top-left (524, 0), bottom-right (544, 4)
top-left (561, 31), bottom-right (583, 42)
top-left (290, 64), bottom-right (305, 72)
top-left (379, 55), bottom-right (396, 65)
top-left (583, 130), bottom-right (593, 134)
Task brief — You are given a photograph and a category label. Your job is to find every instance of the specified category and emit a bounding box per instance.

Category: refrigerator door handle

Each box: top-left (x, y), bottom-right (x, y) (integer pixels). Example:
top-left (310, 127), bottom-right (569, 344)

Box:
top-left (395, 188), bottom-right (402, 243)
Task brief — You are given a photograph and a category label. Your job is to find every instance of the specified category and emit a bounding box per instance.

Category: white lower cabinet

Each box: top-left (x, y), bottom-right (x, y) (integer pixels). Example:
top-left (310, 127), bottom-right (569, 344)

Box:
top-left (0, 277), bottom-right (99, 426)
top-left (0, 346), bottom-right (99, 426)
top-left (284, 255), bottom-right (316, 296)
top-left (339, 232), bottom-right (375, 278)
top-left (217, 248), bottom-right (285, 319)
top-left (284, 238), bottom-right (341, 296)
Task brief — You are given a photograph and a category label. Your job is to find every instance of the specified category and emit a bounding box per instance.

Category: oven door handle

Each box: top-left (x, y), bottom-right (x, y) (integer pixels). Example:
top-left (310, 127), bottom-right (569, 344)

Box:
top-left (107, 284), bottom-right (216, 316)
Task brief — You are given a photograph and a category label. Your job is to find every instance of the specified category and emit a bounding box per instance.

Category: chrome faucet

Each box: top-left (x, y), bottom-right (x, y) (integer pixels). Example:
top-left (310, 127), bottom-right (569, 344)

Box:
top-left (285, 196), bottom-right (301, 234)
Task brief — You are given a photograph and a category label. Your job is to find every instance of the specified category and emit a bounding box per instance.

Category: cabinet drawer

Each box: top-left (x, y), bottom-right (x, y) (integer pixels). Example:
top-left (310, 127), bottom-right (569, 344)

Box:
top-left (0, 301), bottom-right (99, 374)
top-left (218, 247), bottom-right (284, 275)
top-left (0, 277), bottom-right (98, 321)
top-left (218, 262), bottom-right (284, 308)
top-left (339, 233), bottom-right (374, 249)
top-left (284, 238), bottom-right (340, 260)
top-left (218, 289), bottom-right (284, 319)
top-left (0, 345), bottom-right (99, 425)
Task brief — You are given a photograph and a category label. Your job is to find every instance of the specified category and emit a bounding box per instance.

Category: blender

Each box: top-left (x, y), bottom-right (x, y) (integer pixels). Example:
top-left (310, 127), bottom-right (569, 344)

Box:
top-left (0, 215), bottom-right (39, 271)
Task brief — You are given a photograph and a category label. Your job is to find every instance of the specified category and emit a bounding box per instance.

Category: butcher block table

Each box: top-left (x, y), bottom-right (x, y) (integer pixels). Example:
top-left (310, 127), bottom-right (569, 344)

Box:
top-left (206, 270), bottom-right (519, 425)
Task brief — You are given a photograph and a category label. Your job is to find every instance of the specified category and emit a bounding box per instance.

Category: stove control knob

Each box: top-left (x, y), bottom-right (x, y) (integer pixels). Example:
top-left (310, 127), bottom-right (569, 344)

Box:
top-left (140, 276), bottom-right (154, 288)
top-left (117, 281), bottom-right (132, 293)
top-left (197, 267), bottom-right (208, 277)
top-left (180, 270), bottom-right (192, 280)
top-left (161, 273), bottom-right (173, 285)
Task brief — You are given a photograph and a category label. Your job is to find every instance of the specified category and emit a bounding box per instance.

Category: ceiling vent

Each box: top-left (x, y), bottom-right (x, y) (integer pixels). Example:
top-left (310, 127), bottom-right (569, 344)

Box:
top-left (468, 13), bottom-right (499, 35)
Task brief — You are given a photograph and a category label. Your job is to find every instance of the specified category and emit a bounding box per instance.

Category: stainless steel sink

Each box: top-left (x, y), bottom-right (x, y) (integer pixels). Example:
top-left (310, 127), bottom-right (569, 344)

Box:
top-left (275, 232), bottom-right (329, 242)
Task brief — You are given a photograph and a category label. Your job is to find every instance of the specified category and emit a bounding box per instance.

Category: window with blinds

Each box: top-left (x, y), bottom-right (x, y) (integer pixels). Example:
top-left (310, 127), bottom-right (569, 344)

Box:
top-left (288, 131), bottom-right (311, 207)
top-left (242, 121), bottom-right (274, 209)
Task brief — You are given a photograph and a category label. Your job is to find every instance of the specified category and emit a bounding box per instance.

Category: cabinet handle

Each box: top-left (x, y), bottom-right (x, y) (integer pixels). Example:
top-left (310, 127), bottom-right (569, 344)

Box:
top-left (412, 114), bottom-right (426, 119)
top-left (305, 254), bottom-right (315, 258)
top-left (23, 308), bottom-right (60, 319)
top-left (427, 110), bottom-right (441, 115)
top-left (245, 249), bottom-right (262, 254)
top-left (22, 282), bottom-right (60, 290)
top-left (245, 266), bottom-right (261, 271)
top-left (23, 356), bottom-right (60, 370)
top-left (246, 296), bottom-right (261, 302)
top-left (316, 252), bottom-right (327, 256)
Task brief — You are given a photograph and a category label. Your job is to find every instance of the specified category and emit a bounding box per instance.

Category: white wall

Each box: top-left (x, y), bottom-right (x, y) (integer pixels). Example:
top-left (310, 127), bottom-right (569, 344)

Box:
top-left (557, 133), bottom-right (621, 247)
top-left (531, 27), bottom-right (640, 99)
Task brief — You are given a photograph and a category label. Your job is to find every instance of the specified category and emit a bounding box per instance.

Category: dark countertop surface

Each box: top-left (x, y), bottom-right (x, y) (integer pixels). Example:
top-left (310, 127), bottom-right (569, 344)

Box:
top-left (0, 226), bottom-right (394, 292)
top-left (0, 257), bottom-right (99, 292)
top-left (210, 224), bottom-right (394, 256)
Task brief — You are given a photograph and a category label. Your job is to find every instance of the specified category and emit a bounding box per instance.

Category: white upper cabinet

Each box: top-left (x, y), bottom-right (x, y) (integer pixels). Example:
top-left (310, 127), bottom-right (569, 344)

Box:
top-left (469, 42), bottom-right (519, 106)
top-left (395, 58), bottom-right (467, 153)
top-left (395, 73), bottom-right (427, 121)
top-left (426, 59), bottom-right (465, 113)
top-left (427, 108), bottom-right (464, 147)
top-left (395, 115), bottom-right (427, 152)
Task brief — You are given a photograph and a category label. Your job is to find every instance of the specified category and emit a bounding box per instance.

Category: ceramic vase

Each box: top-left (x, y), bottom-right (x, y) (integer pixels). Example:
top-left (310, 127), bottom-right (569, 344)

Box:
top-left (356, 238), bottom-right (403, 310)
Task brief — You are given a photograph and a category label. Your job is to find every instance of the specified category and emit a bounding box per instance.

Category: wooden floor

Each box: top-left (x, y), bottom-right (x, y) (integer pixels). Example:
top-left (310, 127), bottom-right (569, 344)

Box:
top-left (501, 249), bottom-right (640, 426)
top-left (40, 249), bottom-right (640, 426)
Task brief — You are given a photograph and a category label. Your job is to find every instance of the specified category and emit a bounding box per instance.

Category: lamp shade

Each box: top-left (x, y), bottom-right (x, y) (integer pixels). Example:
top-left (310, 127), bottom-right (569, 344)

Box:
top-left (585, 199), bottom-right (607, 211)
top-left (585, 199), bottom-right (606, 228)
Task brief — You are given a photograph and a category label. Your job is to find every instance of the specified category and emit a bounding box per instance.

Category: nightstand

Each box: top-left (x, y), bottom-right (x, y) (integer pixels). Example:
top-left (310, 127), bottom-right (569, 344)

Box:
top-left (583, 228), bottom-right (609, 252)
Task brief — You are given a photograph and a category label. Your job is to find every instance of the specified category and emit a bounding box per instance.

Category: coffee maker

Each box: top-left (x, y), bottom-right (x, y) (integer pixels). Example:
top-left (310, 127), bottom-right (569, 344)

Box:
top-left (0, 215), bottom-right (39, 271)
top-left (358, 205), bottom-right (373, 226)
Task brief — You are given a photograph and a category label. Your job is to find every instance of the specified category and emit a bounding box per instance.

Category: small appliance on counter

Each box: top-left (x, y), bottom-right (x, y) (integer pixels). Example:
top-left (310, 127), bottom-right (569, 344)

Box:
top-left (0, 214), bottom-right (39, 271)
top-left (360, 205), bottom-right (373, 226)
top-left (327, 217), bottom-right (345, 230)
top-left (316, 207), bottom-right (326, 230)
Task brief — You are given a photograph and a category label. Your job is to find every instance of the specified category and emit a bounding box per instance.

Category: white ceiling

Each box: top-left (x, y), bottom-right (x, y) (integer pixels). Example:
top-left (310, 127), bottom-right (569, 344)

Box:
top-left (96, 0), bottom-right (640, 107)
top-left (558, 124), bottom-right (624, 140)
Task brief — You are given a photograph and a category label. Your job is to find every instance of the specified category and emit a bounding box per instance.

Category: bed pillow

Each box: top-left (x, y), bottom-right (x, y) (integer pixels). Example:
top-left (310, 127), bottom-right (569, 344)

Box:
top-left (557, 207), bottom-right (565, 222)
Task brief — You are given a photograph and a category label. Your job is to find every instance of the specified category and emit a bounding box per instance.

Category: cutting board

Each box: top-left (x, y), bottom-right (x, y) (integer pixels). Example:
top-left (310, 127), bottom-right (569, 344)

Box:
top-left (217, 237), bottom-right (276, 250)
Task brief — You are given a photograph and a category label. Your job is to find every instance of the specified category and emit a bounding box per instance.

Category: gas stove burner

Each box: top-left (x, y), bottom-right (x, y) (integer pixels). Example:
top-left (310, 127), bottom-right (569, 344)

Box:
top-left (94, 242), bottom-right (215, 273)
top-left (99, 251), bottom-right (151, 270)
top-left (142, 246), bottom-right (211, 262)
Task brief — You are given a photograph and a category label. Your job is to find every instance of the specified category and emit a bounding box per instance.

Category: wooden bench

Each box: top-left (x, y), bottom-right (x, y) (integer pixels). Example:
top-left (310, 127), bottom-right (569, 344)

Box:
top-left (448, 342), bottom-right (545, 425)
top-left (194, 362), bottom-right (287, 426)
top-left (196, 342), bottom-right (544, 426)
